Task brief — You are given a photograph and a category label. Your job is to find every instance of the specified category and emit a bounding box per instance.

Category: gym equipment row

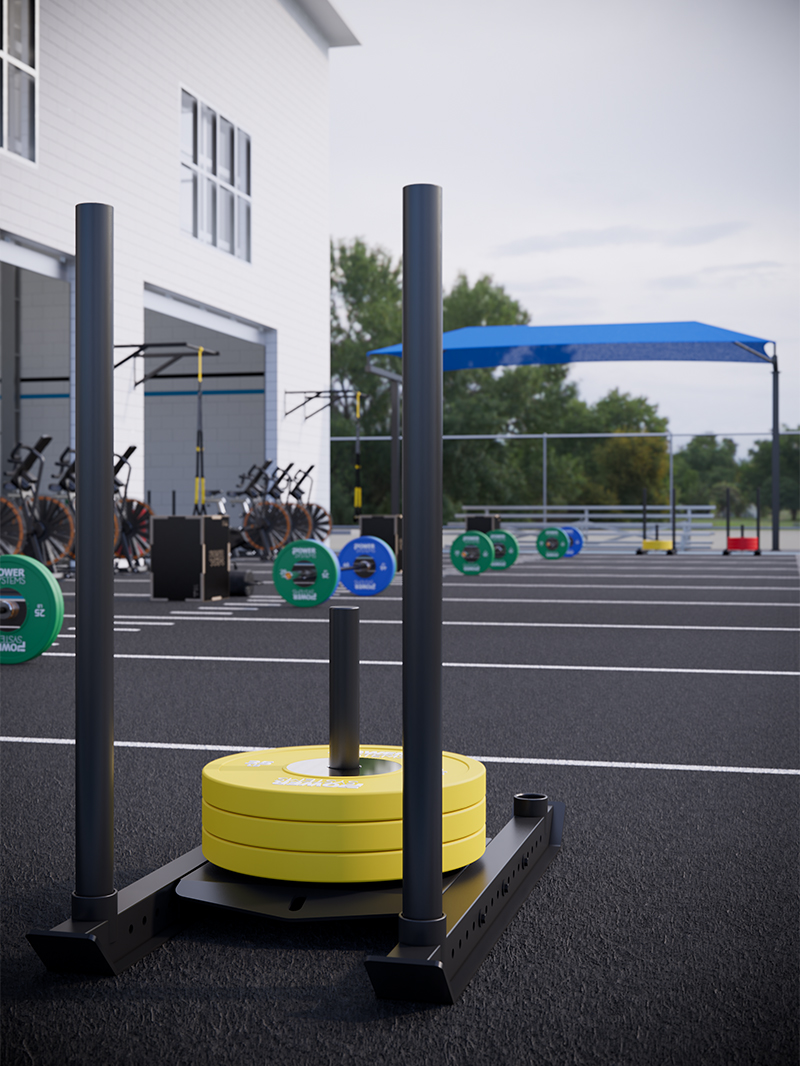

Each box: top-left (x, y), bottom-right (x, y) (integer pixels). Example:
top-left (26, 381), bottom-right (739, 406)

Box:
top-left (214, 460), bottom-right (331, 558)
top-left (0, 439), bottom-right (153, 568)
top-left (28, 194), bottom-right (563, 1007)
top-left (272, 532), bottom-right (397, 607)
top-left (449, 524), bottom-right (584, 571)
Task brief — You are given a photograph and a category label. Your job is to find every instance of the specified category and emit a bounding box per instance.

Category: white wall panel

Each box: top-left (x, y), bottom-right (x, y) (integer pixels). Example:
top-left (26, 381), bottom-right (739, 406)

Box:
top-left (0, 0), bottom-right (341, 509)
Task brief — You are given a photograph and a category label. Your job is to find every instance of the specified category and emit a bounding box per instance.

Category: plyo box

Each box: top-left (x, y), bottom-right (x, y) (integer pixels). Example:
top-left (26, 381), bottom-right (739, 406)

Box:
top-left (151, 515), bottom-right (230, 601)
top-left (359, 514), bottom-right (402, 571)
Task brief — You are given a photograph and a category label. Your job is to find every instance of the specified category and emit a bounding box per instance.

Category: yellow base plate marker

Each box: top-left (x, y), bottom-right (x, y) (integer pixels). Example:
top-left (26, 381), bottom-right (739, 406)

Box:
top-left (641, 539), bottom-right (673, 551)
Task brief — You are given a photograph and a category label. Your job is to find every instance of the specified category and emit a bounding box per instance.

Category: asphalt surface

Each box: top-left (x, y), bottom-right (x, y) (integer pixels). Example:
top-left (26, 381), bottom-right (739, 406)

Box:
top-left (2, 551), bottom-right (798, 1065)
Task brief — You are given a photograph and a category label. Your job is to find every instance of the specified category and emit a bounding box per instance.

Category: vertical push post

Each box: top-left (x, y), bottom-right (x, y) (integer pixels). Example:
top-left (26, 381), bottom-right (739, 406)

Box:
top-left (172, 489), bottom-right (176, 515)
top-left (73, 203), bottom-right (117, 921)
top-left (771, 356), bottom-right (780, 551)
top-left (329, 606), bottom-right (361, 774)
top-left (354, 392), bottom-right (362, 520)
top-left (756, 486), bottom-right (761, 555)
top-left (400, 184), bottom-right (445, 946)
top-left (390, 379), bottom-right (400, 515)
top-left (542, 433), bottom-right (547, 524)
top-left (671, 487), bottom-right (676, 554)
top-left (193, 346), bottom-right (206, 515)
top-left (642, 488), bottom-right (647, 540)
top-left (726, 487), bottom-right (731, 541)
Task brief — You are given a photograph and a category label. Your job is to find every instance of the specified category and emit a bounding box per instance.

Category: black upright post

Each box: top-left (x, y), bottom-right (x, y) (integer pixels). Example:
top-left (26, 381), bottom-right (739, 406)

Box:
top-left (726, 487), bottom-right (731, 540)
top-left (73, 203), bottom-right (117, 922)
top-left (390, 379), bottom-right (401, 515)
top-left (329, 606), bottom-right (361, 774)
top-left (399, 184), bottom-right (445, 947)
top-left (771, 357), bottom-right (780, 551)
top-left (755, 487), bottom-right (761, 555)
top-left (670, 487), bottom-right (677, 554)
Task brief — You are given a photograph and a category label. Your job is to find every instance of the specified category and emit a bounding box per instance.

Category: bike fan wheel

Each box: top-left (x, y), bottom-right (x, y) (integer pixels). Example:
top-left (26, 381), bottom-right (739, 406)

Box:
top-left (115, 499), bottom-right (154, 559)
top-left (33, 495), bottom-right (75, 565)
top-left (0, 497), bottom-right (25, 555)
top-left (286, 503), bottom-right (312, 542)
top-left (242, 502), bottom-right (290, 556)
top-left (305, 503), bottom-right (332, 542)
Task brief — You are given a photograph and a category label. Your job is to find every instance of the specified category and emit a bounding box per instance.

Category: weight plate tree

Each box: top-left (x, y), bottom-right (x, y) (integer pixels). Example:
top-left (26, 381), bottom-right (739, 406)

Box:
top-left (560, 525), bottom-right (584, 557)
top-left (339, 534), bottom-right (397, 595)
top-left (202, 745), bottom-right (486, 882)
top-left (450, 530), bottom-right (494, 574)
top-left (536, 527), bottom-right (569, 559)
top-left (487, 529), bottom-right (519, 570)
top-left (273, 539), bottom-right (341, 606)
top-left (0, 554), bottom-right (65, 663)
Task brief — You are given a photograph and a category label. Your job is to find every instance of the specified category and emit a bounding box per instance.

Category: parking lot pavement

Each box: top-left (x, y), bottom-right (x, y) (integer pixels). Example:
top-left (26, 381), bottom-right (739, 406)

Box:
top-left (1, 553), bottom-right (798, 1066)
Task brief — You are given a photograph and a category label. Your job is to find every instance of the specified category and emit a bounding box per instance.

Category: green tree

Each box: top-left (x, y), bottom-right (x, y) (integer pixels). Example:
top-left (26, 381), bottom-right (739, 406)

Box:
top-left (329, 239), bottom-right (677, 519)
top-left (330, 239), bottom-right (402, 520)
top-left (673, 436), bottom-right (742, 512)
top-left (739, 429), bottom-right (800, 519)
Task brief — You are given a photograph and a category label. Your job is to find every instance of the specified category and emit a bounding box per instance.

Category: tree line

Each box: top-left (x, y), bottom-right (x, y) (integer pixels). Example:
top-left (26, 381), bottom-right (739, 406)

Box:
top-left (330, 239), bottom-right (798, 523)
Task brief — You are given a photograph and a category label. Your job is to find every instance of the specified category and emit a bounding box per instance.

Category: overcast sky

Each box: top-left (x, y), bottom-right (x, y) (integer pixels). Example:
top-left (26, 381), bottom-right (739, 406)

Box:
top-left (328, 0), bottom-right (799, 456)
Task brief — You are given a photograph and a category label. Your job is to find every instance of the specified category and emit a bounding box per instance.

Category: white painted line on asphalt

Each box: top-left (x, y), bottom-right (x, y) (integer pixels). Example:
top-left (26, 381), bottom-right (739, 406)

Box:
top-left (40, 651), bottom-right (799, 676)
top-left (2, 735), bottom-right (797, 775)
top-left (475, 755), bottom-right (800, 775)
top-left (443, 582), bottom-right (799, 592)
top-left (61, 592), bottom-right (152, 598)
top-left (440, 598), bottom-right (800, 607)
top-left (98, 615), bottom-right (800, 633)
top-left (0, 736), bottom-right (261, 752)
top-left (113, 628), bottom-right (141, 633)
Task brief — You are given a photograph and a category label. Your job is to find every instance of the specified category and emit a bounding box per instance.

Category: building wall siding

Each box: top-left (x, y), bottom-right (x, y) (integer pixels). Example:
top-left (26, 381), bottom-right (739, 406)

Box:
top-left (0, 0), bottom-right (333, 508)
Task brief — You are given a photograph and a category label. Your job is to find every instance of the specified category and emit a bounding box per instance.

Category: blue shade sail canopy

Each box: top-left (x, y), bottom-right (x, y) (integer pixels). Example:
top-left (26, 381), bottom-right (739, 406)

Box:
top-left (366, 321), bottom-right (774, 372)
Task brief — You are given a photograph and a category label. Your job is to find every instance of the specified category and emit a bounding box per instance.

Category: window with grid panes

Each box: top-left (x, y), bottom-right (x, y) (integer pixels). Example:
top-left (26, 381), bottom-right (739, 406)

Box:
top-left (1, 0), bottom-right (38, 162)
top-left (180, 89), bottom-right (251, 261)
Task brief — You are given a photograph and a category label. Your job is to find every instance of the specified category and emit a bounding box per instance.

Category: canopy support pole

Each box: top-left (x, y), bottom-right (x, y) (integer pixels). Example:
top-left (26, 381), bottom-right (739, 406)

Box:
top-left (542, 433), bottom-right (547, 524)
top-left (771, 353), bottom-right (780, 551)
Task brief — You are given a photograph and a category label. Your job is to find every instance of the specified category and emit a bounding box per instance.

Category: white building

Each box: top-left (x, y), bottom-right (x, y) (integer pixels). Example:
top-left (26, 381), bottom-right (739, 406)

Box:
top-left (1, 0), bottom-right (357, 518)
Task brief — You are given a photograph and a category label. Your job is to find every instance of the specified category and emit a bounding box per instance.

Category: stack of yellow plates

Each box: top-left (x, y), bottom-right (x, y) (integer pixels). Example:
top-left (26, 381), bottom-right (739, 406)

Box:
top-left (202, 745), bottom-right (486, 883)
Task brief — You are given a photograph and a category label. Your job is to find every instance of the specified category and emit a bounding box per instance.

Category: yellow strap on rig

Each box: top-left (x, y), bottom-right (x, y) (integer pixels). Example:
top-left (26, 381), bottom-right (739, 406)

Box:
top-left (197, 345), bottom-right (204, 383)
top-left (356, 391), bottom-right (361, 420)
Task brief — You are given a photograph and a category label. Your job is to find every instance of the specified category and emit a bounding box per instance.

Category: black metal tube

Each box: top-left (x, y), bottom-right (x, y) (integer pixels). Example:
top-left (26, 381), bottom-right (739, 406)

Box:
top-left (390, 379), bottom-right (400, 515)
top-left (401, 184), bottom-right (444, 934)
top-left (642, 488), bottom-right (647, 540)
top-left (756, 486), bottom-right (761, 550)
top-left (329, 606), bottom-right (360, 773)
top-left (771, 358), bottom-right (780, 550)
top-left (73, 203), bottom-right (117, 918)
top-left (671, 487), bottom-right (676, 553)
top-left (726, 487), bottom-right (731, 540)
